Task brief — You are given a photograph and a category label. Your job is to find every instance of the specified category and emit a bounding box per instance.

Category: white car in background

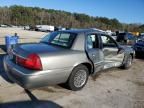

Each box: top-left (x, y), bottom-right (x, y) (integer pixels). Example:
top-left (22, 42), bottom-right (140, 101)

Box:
top-left (24, 26), bottom-right (30, 30)
top-left (0, 24), bottom-right (8, 28)
top-left (36, 25), bottom-right (54, 32)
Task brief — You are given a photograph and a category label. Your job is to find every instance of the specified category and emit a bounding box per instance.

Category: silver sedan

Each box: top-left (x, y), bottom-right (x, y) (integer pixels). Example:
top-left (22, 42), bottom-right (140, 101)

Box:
top-left (3, 29), bottom-right (134, 91)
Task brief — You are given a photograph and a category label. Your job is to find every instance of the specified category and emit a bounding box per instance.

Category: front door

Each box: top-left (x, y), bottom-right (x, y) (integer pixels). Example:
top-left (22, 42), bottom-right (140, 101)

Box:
top-left (101, 34), bottom-right (124, 69)
top-left (86, 34), bottom-right (104, 73)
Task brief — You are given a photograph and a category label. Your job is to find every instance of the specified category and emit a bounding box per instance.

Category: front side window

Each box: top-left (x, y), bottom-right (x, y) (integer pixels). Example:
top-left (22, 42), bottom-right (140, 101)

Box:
top-left (41, 32), bottom-right (76, 48)
top-left (101, 35), bottom-right (117, 48)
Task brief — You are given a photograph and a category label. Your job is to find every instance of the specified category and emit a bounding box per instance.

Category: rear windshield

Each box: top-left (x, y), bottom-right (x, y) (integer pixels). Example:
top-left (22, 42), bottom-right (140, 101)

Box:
top-left (41, 31), bottom-right (77, 48)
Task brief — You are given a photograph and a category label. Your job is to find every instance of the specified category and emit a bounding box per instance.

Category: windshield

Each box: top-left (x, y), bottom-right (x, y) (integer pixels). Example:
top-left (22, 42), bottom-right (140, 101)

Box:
top-left (40, 31), bottom-right (77, 48)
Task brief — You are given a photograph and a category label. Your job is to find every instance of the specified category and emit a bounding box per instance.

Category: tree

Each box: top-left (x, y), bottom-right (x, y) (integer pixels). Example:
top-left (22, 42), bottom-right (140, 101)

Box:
top-left (0, 5), bottom-right (143, 33)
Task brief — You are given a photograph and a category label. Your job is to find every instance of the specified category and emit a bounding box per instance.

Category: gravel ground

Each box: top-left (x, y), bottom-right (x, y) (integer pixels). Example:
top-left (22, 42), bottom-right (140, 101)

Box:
top-left (0, 28), bottom-right (144, 108)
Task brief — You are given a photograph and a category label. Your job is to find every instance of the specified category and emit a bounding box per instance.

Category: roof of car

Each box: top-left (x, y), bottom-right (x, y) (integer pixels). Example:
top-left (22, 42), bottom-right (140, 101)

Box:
top-left (60, 28), bottom-right (107, 34)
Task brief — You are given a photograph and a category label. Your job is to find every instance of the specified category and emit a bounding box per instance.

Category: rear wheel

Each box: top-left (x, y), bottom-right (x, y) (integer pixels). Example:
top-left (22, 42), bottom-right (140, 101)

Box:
top-left (67, 65), bottom-right (89, 91)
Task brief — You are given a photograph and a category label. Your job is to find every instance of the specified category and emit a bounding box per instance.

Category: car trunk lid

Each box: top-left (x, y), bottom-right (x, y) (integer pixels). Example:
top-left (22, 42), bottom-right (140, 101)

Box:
top-left (9, 43), bottom-right (67, 69)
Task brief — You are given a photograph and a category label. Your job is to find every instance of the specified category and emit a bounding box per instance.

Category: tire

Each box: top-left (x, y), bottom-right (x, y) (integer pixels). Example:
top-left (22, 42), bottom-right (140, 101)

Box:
top-left (121, 55), bottom-right (133, 69)
top-left (66, 65), bottom-right (89, 91)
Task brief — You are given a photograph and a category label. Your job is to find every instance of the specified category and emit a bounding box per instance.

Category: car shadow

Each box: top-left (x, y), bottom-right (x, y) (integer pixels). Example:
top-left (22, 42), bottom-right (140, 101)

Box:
top-left (135, 55), bottom-right (144, 60)
top-left (0, 89), bottom-right (62, 108)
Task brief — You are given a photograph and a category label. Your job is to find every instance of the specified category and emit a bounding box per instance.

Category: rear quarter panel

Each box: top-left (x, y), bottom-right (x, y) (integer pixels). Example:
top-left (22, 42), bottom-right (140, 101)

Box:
top-left (39, 50), bottom-right (91, 70)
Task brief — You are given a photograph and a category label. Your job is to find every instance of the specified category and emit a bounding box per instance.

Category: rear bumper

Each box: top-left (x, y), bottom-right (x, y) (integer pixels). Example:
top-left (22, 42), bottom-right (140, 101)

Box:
top-left (3, 56), bottom-right (72, 89)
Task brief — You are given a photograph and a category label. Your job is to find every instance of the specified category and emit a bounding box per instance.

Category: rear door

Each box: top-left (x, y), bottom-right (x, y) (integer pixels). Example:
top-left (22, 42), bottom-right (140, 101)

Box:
top-left (86, 33), bottom-right (104, 73)
top-left (100, 34), bottom-right (124, 69)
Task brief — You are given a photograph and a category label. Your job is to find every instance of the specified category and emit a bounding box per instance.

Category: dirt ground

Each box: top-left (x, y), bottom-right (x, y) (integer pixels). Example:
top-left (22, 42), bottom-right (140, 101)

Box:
top-left (0, 27), bottom-right (144, 108)
top-left (0, 27), bottom-right (47, 45)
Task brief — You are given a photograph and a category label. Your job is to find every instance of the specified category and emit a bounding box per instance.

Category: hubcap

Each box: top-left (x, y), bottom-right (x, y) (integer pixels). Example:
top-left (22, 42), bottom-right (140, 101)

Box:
top-left (74, 70), bottom-right (87, 88)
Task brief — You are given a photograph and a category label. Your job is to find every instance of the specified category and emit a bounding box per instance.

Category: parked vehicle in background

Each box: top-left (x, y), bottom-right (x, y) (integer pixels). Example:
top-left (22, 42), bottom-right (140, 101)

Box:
top-left (105, 30), bottom-right (116, 36)
top-left (138, 34), bottom-right (144, 39)
top-left (141, 33), bottom-right (144, 36)
top-left (116, 32), bottom-right (136, 45)
top-left (11, 25), bottom-right (18, 28)
top-left (134, 35), bottom-right (144, 57)
top-left (3, 29), bottom-right (134, 91)
top-left (36, 25), bottom-right (54, 32)
top-left (24, 26), bottom-right (30, 30)
top-left (0, 24), bottom-right (8, 28)
top-left (54, 26), bottom-right (66, 31)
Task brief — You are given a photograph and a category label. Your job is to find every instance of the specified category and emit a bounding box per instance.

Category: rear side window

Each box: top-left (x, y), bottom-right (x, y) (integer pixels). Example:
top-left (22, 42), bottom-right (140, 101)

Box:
top-left (41, 32), bottom-right (76, 48)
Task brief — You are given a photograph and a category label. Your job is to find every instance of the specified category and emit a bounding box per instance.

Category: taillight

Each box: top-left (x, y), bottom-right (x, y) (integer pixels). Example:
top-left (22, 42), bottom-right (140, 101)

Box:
top-left (16, 54), bottom-right (42, 70)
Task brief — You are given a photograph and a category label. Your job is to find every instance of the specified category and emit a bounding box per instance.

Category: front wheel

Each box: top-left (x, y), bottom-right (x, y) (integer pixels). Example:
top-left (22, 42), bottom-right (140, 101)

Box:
top-left (121, 55), bottom-right (133, 69)
top-left (66, 65), bottom-right (89, 91)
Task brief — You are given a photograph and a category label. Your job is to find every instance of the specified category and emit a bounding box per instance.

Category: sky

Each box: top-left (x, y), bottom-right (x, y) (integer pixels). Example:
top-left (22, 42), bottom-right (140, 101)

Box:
top-left (0, 0), bottom-right (144, 24)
